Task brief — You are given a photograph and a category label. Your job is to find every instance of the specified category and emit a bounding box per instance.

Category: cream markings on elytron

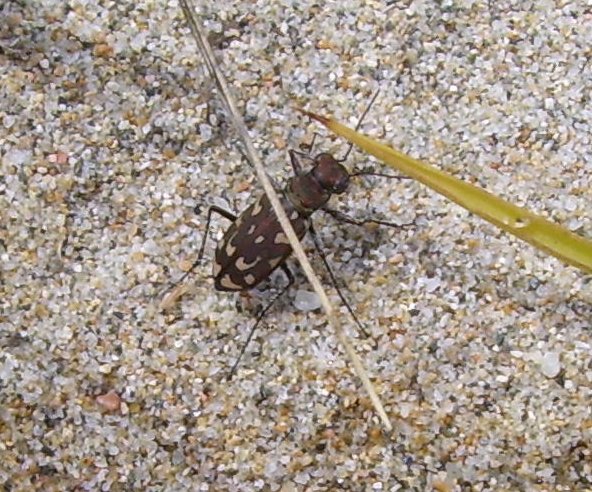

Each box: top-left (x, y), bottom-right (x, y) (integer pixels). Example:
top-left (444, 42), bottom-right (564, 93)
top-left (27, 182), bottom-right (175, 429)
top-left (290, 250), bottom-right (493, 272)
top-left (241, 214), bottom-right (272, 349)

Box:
top-left (273, 232), bottom-right (290, 245)
top-left (235, 256), bottom-right (260, 271)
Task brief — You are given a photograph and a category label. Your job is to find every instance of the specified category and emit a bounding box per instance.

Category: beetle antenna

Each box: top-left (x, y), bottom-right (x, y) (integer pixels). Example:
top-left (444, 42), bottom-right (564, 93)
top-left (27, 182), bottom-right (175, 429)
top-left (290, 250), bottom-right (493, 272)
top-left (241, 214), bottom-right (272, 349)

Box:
top-left (339, 89), bottom-right (380, 162)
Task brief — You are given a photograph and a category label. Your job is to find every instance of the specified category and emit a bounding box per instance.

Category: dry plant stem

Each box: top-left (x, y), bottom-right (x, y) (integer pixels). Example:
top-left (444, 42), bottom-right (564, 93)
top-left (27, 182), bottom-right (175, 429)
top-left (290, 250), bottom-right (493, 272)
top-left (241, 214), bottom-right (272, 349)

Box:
top-left (179, 0), bottom-right (392, 432)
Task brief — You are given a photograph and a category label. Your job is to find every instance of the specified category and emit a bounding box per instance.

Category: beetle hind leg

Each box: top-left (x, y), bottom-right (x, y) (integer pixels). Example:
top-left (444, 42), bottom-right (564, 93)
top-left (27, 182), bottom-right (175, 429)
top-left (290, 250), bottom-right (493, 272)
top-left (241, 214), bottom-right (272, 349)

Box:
top-left (308, 222), bottom-right (373, 341)
top-left (228, 263), bottom-right (294, 379)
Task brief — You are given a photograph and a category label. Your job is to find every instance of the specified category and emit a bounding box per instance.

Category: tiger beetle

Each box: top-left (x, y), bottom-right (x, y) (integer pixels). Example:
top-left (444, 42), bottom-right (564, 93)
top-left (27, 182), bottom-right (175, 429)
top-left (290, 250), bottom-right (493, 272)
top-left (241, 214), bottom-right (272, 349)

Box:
top-left (189, 91), bottom-right (411, 378)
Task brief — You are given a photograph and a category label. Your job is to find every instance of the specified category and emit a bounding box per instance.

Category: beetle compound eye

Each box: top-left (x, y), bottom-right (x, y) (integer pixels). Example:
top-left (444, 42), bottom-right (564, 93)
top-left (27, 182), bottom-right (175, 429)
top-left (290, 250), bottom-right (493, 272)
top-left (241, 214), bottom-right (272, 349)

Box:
top-left (332, 170), bottom-right (349, 194)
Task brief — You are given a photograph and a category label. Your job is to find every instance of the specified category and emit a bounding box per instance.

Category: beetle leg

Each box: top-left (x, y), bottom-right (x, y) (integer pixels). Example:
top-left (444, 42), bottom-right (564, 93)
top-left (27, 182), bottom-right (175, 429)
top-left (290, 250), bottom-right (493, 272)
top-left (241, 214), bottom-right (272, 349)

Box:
top-left (197, 205), bottom-right (237, 261)
top-left (308, 222), bottom-right (372, 339)
top-left (322, 207), bottom-right (416, 229)
top-left (228, 263), bottom-right (294, 379)
top-left (279, 262), bottom-right (295, 286)
top-left (350, 170), bottom-right (410, 180)
top-left (179, 205), bottom-right (238, 286)
top-left (337, 89), bottom-right (381, 162)
top-left (289, 149), bottom-right (308, 175)
top-left (160, 206), bottom-right (237, 306)
top-left (300, 132), bottom-right (319, 154)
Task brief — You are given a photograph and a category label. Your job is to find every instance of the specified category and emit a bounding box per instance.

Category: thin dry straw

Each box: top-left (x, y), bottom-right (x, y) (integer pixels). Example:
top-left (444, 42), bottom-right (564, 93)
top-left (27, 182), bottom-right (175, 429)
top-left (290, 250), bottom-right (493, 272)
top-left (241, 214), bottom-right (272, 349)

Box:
top-left (178, 0), bottom-right (393, 431)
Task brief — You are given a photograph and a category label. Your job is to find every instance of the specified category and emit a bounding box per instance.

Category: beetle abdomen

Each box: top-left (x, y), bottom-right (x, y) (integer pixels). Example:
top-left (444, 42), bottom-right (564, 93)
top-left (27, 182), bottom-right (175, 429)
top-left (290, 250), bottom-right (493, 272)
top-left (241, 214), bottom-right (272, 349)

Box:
top-left (213, 193), bottom-right (308, 291)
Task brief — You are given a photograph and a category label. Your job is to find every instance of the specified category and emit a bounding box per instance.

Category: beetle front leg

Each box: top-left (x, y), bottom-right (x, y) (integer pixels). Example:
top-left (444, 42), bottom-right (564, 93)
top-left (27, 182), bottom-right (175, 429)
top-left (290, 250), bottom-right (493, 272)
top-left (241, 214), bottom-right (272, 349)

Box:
top-left (289, 149), bottom-right (317, 176)
top-left (299, 131), bottom-right (319, 155)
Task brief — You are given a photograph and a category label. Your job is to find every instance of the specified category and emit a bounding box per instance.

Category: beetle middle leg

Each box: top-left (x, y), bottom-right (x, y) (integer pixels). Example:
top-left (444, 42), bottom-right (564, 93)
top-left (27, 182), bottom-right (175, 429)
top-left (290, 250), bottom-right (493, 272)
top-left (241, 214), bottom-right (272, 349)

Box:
top-left (196, 205), bottom-right (237, 261)
top-left (228, 263), bottom-right (294, 380)
top-left (322, 207), bottom-right (417, 229)
top-left (162, 205), bottom-right (237, 299)
top-left (350, 169), bottom-right (411, 180)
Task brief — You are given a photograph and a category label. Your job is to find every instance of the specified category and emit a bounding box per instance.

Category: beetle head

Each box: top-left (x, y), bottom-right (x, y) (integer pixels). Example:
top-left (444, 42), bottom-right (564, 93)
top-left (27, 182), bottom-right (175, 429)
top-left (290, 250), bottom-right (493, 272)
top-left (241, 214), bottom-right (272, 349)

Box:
top-left (312, 153), bottom-right (350, 194)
